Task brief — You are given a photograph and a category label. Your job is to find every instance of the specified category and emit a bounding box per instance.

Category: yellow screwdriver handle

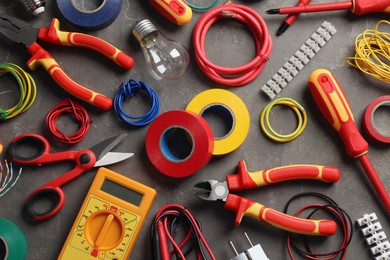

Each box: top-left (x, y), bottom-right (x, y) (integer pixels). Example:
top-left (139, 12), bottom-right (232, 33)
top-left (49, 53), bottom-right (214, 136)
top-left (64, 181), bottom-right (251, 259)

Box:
top-left (308, 69), bottom-right (368, 158)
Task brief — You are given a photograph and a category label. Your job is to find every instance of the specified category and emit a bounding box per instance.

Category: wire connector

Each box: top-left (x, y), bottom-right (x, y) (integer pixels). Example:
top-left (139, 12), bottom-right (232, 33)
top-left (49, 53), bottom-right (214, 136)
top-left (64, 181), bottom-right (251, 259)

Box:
top-left (261, 21), bottom-right (336, 99)
top-left (229, 233), bottom-right (269, 260)
top-left (357, 213), bottom-right (390, 259)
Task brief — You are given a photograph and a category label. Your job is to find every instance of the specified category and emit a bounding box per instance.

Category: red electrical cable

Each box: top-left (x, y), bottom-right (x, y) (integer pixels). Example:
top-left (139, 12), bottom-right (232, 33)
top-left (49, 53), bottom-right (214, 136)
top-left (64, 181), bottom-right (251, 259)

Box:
top-left (286, 205), bottom-right (350, 260)
top-left (46, 98), bottom-right (92, 145)
top-left (283, 193), bottom-right (353, 260)
top-left (193, 3), bottom-right (272, 86)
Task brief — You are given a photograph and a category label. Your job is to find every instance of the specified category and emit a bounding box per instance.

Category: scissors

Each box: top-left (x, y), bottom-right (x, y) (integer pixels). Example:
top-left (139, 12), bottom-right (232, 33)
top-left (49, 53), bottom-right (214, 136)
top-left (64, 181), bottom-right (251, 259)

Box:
top-left (7, 133), bottom-right (133, 221)
top-left (0, 13), bottom-right (134, 110)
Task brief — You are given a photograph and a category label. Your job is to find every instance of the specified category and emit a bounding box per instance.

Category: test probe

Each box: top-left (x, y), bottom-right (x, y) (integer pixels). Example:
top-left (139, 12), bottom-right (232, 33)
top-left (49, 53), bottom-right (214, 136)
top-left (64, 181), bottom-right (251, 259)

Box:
top-left (309, 69), bottom-right (390, 215)
top-left (266, 0), bottom-right (390, 16)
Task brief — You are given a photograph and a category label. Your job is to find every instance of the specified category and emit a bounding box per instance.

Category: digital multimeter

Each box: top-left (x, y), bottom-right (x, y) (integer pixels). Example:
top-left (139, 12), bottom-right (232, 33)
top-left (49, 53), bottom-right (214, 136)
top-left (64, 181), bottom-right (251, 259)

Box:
top-left (58, 167), bottom-right (156, 260)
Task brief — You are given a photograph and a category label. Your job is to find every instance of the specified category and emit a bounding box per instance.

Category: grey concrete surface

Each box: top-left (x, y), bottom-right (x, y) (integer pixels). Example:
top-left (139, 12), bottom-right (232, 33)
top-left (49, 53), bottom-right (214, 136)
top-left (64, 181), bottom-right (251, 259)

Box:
top-left (0, 0), bottom-right (389, 259)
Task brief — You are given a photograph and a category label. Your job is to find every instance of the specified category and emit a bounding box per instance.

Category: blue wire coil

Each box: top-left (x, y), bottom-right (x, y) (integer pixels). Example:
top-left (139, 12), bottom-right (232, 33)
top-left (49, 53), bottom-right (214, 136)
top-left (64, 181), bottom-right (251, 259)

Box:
top-left (114, 79), bottom-right (160, 127)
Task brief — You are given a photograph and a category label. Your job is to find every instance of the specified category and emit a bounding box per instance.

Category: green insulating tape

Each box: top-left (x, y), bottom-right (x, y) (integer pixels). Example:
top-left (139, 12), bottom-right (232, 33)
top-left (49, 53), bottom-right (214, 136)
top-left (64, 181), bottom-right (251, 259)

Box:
top-left (0, 219), bottom-right (27, 260)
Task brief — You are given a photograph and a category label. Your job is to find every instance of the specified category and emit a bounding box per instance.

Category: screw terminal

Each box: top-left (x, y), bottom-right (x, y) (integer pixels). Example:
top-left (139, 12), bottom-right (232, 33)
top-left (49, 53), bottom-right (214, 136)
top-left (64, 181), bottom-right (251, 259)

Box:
top-left (261, 21), bottom-right (337, 99)
top-left (357, 213), bottom-right (390, 259)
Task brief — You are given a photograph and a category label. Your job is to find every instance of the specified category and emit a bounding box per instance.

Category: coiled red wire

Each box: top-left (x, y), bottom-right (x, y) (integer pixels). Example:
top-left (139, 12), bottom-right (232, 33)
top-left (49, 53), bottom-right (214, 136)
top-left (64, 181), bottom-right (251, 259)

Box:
top-left (46, 99), bottom-right (92, 144)
top-left (193, 3), bottom-right (272, 86)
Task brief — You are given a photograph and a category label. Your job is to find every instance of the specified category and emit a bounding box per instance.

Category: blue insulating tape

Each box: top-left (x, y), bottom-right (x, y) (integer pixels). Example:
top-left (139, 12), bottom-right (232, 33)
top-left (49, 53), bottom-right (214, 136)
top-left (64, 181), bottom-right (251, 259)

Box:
top-left (56, 0), bottom-right (123, 31)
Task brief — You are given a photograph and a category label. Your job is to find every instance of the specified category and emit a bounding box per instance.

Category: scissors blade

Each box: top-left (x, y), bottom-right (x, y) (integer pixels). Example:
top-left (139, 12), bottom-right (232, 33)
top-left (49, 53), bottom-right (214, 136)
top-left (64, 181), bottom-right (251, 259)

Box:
top-left (94, 152), bottom-right (134, 167)
top-left (89, 134), bottom-right (128, 161)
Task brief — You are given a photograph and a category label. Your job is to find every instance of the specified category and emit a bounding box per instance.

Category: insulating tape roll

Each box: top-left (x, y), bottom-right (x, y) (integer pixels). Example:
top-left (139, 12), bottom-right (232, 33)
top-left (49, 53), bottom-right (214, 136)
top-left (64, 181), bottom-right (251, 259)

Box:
top-left (363, 95), bottom-right (390, 144)
top-left (146, 110), bottom-right (214, 178)
top-left (186, 89), bottom-right (250, 155)
top-left (0, 218), bottom-right (27, 260)
top-left (56, 0), bottom-right (123, 31)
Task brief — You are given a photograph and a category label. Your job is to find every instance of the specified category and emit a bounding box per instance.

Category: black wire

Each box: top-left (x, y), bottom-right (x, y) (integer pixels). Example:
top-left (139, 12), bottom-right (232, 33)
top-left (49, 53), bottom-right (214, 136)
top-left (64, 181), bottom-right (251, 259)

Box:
top-left (283, 192), bottom-right (353, 259)
top-left (151, 205), bottom-right (208, 260)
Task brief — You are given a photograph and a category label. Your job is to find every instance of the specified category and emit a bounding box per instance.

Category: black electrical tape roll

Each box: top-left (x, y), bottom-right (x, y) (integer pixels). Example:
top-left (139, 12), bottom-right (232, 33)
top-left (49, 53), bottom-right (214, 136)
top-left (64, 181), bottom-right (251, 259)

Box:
top-left (56, 0), bottom-right (123, 31)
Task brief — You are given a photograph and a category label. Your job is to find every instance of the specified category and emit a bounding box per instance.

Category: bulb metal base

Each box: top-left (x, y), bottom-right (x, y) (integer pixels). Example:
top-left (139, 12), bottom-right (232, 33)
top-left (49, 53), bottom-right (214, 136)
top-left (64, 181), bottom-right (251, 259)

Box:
top-left (132, 19), bottom-right (157, 42)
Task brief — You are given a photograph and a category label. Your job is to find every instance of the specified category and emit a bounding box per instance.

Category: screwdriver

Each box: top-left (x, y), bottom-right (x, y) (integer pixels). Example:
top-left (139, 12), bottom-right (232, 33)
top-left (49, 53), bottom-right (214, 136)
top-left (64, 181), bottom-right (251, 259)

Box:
top-left (277, 0), bottom-right (312, 36)
top-left (308, 69), bottom-right (390, 215)
top-left (266, 0), bottom-right (390, 16)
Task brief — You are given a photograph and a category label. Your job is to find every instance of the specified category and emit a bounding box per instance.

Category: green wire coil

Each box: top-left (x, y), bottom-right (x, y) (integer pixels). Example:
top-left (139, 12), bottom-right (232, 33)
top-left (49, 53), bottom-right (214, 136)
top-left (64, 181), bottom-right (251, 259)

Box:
top-left (260, 97), bottom-right (307, 143)
top-left (0, 63), bottom-right (37, 121)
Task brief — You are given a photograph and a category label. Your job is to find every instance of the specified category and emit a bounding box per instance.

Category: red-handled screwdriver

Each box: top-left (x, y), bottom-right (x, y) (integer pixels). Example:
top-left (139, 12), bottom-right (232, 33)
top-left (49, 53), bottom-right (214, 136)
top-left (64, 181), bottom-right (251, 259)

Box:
top-left (277, 0), bottom-right (312, 36)
top-left (267, 0), bottom-right (390, 16)
top-left (309, 69), bottom-right (390, 215)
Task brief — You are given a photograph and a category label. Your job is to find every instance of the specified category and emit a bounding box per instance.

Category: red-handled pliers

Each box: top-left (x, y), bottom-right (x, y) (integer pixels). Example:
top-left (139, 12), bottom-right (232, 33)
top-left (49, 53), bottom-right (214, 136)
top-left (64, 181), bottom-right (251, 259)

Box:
top-left (0, 13), bottom-right (134, 110)
top-left (194, 160), bottom-right (341, 236)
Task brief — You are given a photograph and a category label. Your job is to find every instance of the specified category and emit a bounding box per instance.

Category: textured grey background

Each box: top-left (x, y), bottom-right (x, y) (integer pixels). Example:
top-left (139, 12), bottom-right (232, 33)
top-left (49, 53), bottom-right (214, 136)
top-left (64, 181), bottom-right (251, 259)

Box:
top-left (0, 0), bottom-right (389, 259)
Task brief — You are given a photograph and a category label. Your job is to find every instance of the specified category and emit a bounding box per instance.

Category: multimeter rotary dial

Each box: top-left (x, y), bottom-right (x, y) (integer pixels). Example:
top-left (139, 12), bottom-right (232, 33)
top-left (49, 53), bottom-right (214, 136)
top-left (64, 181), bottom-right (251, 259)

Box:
top-left (84, 210), bottom-right (125, 250)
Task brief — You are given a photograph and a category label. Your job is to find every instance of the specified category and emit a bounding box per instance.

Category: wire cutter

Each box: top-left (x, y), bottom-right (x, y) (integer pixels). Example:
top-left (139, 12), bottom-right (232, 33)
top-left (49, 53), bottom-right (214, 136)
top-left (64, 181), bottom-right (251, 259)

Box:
top-left (194, 160), bottom-right (341, 236)
top-left (7, 133), bottom-right (133, 221)
top-left (0, 13), bottom-right (134, 110)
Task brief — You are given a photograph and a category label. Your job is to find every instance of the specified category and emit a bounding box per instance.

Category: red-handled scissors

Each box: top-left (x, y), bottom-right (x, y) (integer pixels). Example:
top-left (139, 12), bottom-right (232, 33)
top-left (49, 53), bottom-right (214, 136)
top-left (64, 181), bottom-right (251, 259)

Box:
top-left (8, 133), bottom-right (133, 221)
top-left (0, 13), bottom-right (134, 110)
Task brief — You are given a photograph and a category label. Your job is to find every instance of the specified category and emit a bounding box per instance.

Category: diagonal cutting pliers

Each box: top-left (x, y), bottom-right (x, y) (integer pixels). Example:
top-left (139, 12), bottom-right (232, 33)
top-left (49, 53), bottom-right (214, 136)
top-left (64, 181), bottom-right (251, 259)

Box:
top-left (194, 160), bottom-right (341, 236)
top-left (0, 13), bottom-right (134, 110)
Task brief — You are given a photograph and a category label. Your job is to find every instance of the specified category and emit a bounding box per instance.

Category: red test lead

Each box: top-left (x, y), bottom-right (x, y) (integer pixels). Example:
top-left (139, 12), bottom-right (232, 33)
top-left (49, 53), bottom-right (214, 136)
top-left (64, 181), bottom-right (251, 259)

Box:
top-left (267, 0), bottom-right (390, 16)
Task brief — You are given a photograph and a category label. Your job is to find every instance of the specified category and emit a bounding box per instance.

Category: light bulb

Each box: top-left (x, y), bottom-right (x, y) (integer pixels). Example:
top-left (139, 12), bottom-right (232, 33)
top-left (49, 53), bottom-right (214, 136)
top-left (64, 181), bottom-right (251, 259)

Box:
top-left (132, 19), bottom-right (190, 80)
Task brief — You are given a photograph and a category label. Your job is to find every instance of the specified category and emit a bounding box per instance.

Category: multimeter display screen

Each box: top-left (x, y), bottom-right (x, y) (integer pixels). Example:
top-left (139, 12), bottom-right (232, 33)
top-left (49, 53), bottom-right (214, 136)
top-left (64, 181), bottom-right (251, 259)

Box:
top-left (101, 179), bottom-right (143, 206)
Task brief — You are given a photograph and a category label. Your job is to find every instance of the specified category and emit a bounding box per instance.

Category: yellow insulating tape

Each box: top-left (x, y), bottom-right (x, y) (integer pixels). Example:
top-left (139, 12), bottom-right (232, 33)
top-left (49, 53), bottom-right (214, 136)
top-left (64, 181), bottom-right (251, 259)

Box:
top-left (0, 218), bottom-right (28, 260)
top-left (186, 89), bottom-right (250, 155)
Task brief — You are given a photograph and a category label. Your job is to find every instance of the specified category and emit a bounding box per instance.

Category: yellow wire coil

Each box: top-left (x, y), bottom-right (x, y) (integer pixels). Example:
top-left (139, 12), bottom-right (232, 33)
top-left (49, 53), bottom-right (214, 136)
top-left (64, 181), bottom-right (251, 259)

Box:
top-left (346, 20), bottom-right (390, 84)
top-left (0, 63), bottom-right (37, 121)
top-left (260, 97), bottom-right (307, 143)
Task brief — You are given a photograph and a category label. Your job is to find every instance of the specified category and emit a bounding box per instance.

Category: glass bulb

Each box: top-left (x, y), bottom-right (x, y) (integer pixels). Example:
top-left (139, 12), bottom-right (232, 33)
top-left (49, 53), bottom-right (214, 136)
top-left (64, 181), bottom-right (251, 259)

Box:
top-left (132, 19), bottom-right (190, 80)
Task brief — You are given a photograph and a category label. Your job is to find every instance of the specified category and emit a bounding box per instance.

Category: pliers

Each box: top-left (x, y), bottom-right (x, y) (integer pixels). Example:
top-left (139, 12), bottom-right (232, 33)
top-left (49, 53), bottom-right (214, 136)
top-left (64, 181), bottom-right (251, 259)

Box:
top-left (0, 13), bottom-right (134, 110)
top-left (194, 160), bottom-right (341, 236)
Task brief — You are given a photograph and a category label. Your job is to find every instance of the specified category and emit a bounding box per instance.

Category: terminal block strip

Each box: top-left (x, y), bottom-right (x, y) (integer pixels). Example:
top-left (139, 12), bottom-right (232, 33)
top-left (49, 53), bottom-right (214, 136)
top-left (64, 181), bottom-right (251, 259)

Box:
top-left (357, 213), bottom-right (390, 260)
top-left (261, 21), bottom-right (337, 99)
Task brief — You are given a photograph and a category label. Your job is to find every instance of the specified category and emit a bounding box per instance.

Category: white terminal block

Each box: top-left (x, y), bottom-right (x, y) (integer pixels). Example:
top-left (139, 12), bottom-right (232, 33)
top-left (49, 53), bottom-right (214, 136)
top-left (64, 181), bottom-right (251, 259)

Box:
top-left (375, 252), bottom-right (390, 260)
top-left (367, 232), bottom-right (387, 245)
top-left (261, 21), bottom-right (337, 99)
top-left (357, 213), bottom-right (378, 226)
top-left (362, 223), bottom-right (383, 236)
top-left (356, 213), bottom-right (390, 259)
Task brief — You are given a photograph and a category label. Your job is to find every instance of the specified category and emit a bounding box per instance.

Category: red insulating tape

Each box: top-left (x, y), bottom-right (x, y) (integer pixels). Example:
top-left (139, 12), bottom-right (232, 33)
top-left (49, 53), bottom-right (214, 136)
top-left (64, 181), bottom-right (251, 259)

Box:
top-left (363, 95), bottom-right (390, 144)
top-left (146, 110), bottom-right (214, 178)
top-left (192, 4), bottom-right (272, 86)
